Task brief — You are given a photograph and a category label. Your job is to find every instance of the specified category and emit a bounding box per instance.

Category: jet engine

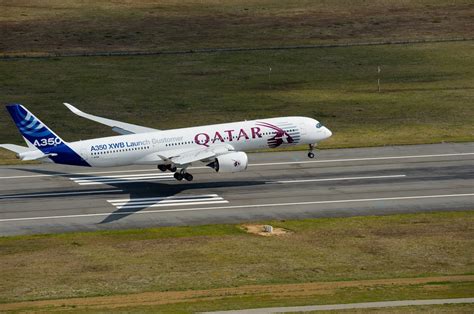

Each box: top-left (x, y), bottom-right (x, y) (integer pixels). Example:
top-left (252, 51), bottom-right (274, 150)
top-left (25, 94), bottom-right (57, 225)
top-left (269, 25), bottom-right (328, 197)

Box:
top-left (207, 152), bottom-right (248, 173)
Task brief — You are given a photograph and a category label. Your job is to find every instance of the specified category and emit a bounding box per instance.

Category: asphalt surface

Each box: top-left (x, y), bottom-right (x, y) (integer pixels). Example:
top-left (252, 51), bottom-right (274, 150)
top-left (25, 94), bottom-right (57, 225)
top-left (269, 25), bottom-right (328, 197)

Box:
top-left (0, 142), bottom-right (473, 236)
top-left (203, 298), bottom-right (474, 313)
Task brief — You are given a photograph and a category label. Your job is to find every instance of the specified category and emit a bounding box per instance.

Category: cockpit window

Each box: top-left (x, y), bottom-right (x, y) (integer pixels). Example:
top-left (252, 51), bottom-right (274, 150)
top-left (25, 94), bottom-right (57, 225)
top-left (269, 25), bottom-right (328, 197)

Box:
top-left (316, 122), bottom-right (323, 128)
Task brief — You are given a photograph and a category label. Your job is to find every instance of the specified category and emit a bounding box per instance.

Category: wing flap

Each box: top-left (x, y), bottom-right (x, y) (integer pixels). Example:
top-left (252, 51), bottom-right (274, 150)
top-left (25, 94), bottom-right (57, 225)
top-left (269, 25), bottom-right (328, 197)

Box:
top-left (162, 144), bottom-right (234, 166)
top-left (64, 103), bottom-right (159, 134)
top-left (171, 149), bottom-right (216, 166)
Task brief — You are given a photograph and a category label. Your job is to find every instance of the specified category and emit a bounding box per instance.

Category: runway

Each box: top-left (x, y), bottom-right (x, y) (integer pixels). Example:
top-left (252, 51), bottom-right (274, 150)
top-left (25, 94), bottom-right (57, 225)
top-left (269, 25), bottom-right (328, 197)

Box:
top-left (0, 142), bottom-right (473, 236)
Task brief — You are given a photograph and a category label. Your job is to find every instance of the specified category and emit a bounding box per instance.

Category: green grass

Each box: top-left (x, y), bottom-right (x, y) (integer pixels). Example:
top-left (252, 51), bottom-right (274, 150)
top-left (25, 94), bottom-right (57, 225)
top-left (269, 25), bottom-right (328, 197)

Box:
top-left (1, 0), bottom-right (473, 55)
top-left (0, 211), bottom-right (473, 307)
top-left (1, 0), bottom-right (473, 164)
top-left (0, 42), bottom-right (473, 164)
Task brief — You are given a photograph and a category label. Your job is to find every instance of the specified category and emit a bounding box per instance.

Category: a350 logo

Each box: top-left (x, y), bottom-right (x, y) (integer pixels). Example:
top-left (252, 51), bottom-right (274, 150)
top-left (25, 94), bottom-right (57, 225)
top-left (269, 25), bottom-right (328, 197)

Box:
top-left (33, 137), bottom-right (62, 147)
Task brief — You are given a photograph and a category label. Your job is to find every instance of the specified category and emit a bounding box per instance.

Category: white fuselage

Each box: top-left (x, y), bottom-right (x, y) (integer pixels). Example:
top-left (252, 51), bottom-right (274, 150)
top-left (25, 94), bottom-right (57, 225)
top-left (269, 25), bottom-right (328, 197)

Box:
top-left (68, 116), bottom-right (332, 167)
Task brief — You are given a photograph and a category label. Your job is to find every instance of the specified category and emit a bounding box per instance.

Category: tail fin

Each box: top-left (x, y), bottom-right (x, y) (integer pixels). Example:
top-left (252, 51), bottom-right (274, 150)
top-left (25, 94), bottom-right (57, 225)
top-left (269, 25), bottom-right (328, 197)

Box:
top-left (6, 104), bottom-right (65, 151)
top-left (5, 104), bottom-right (90, 166)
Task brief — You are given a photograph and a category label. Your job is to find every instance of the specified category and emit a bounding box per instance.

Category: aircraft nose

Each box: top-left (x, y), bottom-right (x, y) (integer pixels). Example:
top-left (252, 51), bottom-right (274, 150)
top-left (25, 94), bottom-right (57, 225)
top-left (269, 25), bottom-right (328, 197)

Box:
top-left (324, 127), bottom-right (332, 139)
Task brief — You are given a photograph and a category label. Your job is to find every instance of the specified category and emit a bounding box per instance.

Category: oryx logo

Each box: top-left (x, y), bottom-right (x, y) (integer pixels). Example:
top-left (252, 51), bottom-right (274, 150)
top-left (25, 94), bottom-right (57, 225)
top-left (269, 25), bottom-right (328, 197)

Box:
top-left (256, 121), bottom-right (301, 148)
top-left (233, 160), bottom-right (241, 167)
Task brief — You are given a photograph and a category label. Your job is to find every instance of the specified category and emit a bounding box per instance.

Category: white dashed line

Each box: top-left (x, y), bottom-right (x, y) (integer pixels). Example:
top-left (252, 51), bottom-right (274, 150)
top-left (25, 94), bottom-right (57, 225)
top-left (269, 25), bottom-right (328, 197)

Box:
top-left (273, 174), bottom-right (406, 184)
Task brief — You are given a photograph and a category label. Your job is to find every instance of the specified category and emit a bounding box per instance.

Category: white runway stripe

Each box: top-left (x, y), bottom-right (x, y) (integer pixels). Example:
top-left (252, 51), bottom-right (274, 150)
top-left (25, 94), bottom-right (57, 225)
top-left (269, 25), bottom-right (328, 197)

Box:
top-left (107, 194), bottom-right (228, 210)
top-left (0, 189), bottom-right (123, 200)
top-left (114, 200), bottom-right (229, 210)
top-left (70, 173), bottom-right (173, 180)
top-left (75, 178), bottom-right (175, 185)
top-left (109, 194), bottom-right (219, 202)
top-left (274, 174), bottom-right (406, 184)
top-left (70, 173), bottom-right (175, 185)
top-left (111, 198), bottom-right (225, 206)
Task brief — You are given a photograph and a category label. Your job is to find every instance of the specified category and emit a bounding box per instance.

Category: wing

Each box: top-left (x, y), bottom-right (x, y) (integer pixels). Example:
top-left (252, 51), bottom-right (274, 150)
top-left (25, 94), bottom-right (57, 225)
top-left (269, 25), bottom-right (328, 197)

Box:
top-left (64, 103), bottom-right (159, 135)
top-left (159, 144), bottom-right (233, 167)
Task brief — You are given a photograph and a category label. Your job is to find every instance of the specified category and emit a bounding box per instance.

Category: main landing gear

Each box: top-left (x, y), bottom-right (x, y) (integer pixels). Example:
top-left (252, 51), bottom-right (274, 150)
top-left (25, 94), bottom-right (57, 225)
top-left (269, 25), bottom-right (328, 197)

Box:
top-left (158, 164), bottom-right (193, 181)
top-left (308, 144), bottom-right (317, 159)
top-left (158, 164), bottom-right (177, 172)
top-left (174, 170), bottom-right (193, 181)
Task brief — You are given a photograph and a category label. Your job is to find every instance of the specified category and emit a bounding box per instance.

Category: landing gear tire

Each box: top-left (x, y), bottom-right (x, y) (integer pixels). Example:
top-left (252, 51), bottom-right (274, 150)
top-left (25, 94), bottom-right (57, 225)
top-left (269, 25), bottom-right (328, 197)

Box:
top-left (158, 165), bottom-right (167, 172)
top-left (308, 143), bottom-right (316, 159)
top-left (174, 172), bottom-right (183, 181)
top-left (184, 173), bottom-right (193, 181)
top-left (167, 165), bottom-right (177, 172)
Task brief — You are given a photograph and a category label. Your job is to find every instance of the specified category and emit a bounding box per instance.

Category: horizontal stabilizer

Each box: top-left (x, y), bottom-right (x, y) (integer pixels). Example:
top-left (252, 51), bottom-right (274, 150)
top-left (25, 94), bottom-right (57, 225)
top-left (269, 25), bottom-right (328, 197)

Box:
top-left (0, 144), bottom-right (30, 154)
top-left (64, 103), bottom-right (159, 135)
top-left (0, 144), bottom-right (56, 161)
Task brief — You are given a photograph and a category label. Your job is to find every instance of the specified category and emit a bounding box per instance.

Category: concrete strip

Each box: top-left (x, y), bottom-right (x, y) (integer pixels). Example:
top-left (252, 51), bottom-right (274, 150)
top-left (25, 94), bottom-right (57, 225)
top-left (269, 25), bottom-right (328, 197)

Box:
top-left (203, 298), bottom-right (474, 313)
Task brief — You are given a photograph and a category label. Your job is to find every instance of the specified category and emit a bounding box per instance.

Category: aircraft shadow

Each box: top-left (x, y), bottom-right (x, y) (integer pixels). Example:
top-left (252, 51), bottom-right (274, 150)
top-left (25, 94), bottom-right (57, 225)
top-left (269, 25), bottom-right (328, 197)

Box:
top-left (6, 167), bottom-right (266, 224)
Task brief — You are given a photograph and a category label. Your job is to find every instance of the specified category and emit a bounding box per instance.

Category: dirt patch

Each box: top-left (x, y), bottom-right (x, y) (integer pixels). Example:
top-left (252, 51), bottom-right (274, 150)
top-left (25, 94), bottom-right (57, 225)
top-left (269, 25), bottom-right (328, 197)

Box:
top-left (241, 224), bottom-right (292, 236)
top-left (1, 275), bottom-right (473, 311)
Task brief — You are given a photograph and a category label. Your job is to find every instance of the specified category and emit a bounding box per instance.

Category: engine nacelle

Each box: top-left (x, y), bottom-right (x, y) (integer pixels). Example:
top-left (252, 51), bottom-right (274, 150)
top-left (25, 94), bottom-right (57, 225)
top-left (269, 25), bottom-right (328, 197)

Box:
top-left (207, 152), bottom-right (248, 173)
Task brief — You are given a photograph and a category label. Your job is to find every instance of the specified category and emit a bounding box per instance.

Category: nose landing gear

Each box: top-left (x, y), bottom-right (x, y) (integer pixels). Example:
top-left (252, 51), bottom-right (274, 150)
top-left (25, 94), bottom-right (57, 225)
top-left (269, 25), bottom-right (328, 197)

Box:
top-left (308, 144), bottom-right (317, 159)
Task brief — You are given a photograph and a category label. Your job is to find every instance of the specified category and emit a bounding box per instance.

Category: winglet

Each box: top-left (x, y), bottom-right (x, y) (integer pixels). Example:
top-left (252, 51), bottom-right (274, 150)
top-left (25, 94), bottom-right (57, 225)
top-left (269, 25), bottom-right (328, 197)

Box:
top-left (63, 102), bottom-right (83, 115)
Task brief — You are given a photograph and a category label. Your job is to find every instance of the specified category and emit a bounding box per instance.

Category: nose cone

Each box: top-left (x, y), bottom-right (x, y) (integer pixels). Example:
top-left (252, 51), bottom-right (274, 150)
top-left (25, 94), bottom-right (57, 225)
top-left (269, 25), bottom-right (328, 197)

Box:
top-left (322, 127), bottom-right (332, 140)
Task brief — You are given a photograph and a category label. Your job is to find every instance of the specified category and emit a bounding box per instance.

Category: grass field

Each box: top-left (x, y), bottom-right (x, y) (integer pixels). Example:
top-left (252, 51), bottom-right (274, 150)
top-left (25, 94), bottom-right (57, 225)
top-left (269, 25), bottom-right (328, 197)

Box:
top-left (0, 41), bottom-right (473, 164)
top-left (0, 211), bottom-right (473, 312)
top-left (1, 0), bottom-right (473, 55)
top-left (1, 1), bottom-right (473, 164)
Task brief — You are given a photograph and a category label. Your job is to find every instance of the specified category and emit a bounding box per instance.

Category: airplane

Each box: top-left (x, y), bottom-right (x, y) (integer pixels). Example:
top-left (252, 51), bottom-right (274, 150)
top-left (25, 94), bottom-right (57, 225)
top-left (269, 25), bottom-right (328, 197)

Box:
top-left (0, 103), bottom-right (332, 181)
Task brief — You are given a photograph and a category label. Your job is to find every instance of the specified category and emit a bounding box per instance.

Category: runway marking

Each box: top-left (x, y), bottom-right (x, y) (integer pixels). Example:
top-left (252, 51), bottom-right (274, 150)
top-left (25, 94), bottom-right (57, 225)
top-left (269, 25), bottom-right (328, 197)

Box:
top-left (70, 173), bottom-right (175, 185)
top-left (273, 174), bottom-right (406, 184)
top-left (0, 189), bottom-right (123, 200)
top-left (1, 193), bottom-right (472, 222)
top-left (70, 173), bottom-right (174, 180)
top-left (107, 194), bottom-right (228, 209)
top-left (0, 152), bottom-right (473, 180)
top-left (108, 194), bottom-right (222, 202)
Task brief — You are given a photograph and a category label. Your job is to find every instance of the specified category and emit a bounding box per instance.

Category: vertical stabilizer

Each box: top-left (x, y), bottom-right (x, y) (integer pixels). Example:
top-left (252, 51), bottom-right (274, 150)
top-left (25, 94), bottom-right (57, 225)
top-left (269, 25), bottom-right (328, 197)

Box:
top-left (6, 104), bottom-right (65, 149)
top-left (5, 104), bottom-right (90, 166)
